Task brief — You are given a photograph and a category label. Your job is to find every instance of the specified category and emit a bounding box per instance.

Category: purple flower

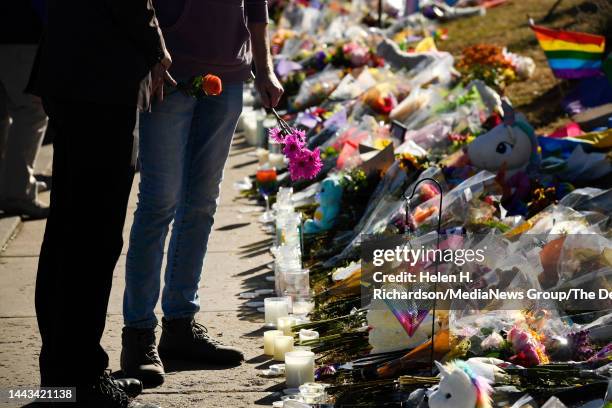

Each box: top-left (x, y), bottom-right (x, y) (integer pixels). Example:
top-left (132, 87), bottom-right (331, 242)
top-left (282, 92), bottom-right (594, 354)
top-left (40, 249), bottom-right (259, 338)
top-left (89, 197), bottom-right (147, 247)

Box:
top-left (315, 364), bottom-right (338, 380)
top-left (282, 134), bottom-right (306, 159)
top-left (288, 154), bottom-right (309, 180)
top-left (268, 127), bottom-right (284, 143)
top-left (305, 147), bottom-right (323, 173)
top-left (292, 129), bottom-right (306, 142)
top-left (590, 342), bottom-right (612, 361)
top-left (568, 330), bottom-right (594, 361)
top-left (289, 147), bottom-right (322, 181)
top-left (315, 51), bottom-right (328, 70)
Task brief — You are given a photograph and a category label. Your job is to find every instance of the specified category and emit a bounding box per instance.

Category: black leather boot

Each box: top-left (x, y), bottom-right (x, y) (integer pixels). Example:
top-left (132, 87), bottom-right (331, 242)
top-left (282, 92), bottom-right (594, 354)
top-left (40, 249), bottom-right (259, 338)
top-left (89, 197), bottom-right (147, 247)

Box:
top-left (120, 327), bottom-right (165, 387)
top-left (158, 318), bottom-right (243, 365)
top-left (75, 371), bottom-right (160, 407)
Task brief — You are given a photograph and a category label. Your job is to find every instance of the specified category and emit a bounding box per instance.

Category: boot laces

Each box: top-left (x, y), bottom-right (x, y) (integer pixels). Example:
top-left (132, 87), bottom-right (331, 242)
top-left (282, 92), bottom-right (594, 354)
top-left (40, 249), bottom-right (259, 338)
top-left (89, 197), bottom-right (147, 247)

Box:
top-left (192, 322), bottom-right (221, 345)
top-left (137, 330), bottom-right (162, 365)
top-left (98, 370), bottom-right (129, 407)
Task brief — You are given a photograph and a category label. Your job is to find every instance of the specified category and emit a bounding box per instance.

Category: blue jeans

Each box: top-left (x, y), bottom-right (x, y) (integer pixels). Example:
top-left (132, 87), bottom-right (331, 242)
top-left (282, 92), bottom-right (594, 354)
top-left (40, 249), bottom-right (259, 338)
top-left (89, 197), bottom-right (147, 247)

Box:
top-left (123, 82), bottom-right (243, 329)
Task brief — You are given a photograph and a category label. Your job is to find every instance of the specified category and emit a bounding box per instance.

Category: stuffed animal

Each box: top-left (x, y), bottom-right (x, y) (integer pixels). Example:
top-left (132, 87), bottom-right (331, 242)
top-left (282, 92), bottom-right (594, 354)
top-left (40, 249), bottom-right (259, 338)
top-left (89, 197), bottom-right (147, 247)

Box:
top-left (376, 37), bottom-right (437, 72)
top-left (366, 296), bottom-right (438, 354)
top-left (467, 101), bottom-right (540, 179)
top-left (303, 176), bottom-right (343, 234)
top-left (429, 360), bottom-right (493, 408)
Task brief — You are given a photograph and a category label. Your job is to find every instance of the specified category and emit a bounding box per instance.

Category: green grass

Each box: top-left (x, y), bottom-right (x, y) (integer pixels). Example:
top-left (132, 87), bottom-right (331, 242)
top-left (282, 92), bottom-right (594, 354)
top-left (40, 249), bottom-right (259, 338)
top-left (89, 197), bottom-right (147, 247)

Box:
top-left (436, 0), bottom-right (608, 134)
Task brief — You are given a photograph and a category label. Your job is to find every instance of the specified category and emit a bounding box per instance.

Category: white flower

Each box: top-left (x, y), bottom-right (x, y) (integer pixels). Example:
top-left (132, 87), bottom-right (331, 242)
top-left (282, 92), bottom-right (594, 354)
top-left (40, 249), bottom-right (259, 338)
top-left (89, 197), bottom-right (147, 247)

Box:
top-left (481, 332), bottom-right (504, 351)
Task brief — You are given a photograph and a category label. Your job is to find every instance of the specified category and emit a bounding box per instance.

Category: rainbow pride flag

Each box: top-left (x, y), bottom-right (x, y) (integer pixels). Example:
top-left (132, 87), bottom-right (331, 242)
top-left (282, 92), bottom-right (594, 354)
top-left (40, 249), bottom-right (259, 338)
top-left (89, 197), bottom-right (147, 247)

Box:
top-left (531, 23), bottom-right (606, 79)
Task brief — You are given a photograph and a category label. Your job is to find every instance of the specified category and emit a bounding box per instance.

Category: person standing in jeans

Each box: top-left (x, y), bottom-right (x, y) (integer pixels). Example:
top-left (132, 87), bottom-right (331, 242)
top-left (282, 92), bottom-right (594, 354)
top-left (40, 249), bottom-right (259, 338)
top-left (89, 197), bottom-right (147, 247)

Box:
top-left (0, 0), bottom-right (49, 219)
top-left (32, 0), bottom-right (173, 406)
top-left (121, 0), bottom-right (283, 386)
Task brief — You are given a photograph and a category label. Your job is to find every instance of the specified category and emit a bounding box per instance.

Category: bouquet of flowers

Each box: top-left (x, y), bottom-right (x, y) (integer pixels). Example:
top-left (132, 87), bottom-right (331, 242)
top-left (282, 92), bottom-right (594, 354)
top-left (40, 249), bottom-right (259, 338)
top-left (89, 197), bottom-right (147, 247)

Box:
top-left (328, 41), bottom-right (385, 69)
top-left (455, 44), bottom-right (517, 91)
top-left (269, 116), bottom-right (323, 181)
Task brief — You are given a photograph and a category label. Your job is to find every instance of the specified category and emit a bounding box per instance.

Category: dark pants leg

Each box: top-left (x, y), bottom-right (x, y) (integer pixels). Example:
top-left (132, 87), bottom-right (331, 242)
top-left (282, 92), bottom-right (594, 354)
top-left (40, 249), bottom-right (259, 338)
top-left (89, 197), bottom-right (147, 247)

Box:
top-left (36, 99), bottom-right (137, 386)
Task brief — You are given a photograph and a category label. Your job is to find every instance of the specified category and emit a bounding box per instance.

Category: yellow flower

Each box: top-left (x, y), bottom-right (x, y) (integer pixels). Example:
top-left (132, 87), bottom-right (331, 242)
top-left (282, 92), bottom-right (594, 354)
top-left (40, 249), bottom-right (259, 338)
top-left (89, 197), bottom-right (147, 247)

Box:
top-left (373, 139), bottom-right (392, 150)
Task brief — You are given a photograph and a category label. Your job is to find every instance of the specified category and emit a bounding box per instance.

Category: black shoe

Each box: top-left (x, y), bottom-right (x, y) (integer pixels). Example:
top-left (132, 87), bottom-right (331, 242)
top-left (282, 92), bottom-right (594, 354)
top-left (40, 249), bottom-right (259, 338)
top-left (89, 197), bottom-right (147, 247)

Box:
top-left (76, 371), bottom-right (159, 407)
top-left (114, 377), bottom-right (143, 398)
top-left (0, 198), bottom-right (49, 219)
top-left (121, 327), bottom-right (165, 387)
top-left (158, 318), bottom-right (244, 365)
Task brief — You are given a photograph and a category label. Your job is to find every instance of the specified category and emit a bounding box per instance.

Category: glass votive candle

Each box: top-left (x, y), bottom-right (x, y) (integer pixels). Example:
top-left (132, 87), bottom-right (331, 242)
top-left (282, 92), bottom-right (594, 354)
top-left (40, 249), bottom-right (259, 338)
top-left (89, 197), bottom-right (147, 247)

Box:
top-left (285, 350), bottom-right (315, 388)
top-left (277, 316), bottom-right (298, 336)
top-left (282, 296), bottom-right (293, 314)
top-left (276, 187), bottom-right (294, 208)
top-left (282, 269), bottom-right (310, 295)
top-left (283, 399), bottom-right (308, 408)
top-left (264, 297), bottom-right (289, 327)
top-left (256, 112), bottom-right (267, 147)
top-left (264, 330), bottom-right (284, 356)
top-left (301, 393), bottom-right (323, 405)
top-left (299, 382), bottom-right (325, 394)
top-left (281, 214), bottom-right (302, 248)
top-left (292, 297), bottom-right (314, 315)
top-left (299, 382), bottom-right (327, 404)
top-left (273, 336), bottom-right (294, 361)
top-left (298, 329), bottom-right (319, 343)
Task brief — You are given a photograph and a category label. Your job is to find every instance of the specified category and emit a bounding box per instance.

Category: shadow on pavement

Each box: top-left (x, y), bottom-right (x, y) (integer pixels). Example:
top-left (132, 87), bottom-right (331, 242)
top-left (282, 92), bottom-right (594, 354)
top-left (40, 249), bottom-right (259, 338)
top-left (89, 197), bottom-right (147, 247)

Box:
top-left (215, 222), bottom-right (250, 231)
top-left (162, 358), bottom-right (242, 373)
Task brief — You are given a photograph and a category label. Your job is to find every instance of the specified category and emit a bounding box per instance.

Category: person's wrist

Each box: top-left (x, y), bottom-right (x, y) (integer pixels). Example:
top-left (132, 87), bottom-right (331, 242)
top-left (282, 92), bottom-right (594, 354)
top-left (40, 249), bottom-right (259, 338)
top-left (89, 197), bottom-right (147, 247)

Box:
top-left (159, 49), bottom-right (172, 70)
top-left (255, 60), bottom-right (274, 77)
top-left (160, 56), bottom-right (172, 70)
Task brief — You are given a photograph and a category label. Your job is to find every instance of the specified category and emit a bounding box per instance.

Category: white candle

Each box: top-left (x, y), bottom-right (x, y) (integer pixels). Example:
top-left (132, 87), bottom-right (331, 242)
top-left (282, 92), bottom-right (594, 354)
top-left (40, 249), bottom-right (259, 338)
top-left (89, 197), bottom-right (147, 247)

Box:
top-left (285, 350), bottom-right (315, 388)
top-left (273, 335), bottom-right (294, 361)
top-left (263, 330), bottom-right (283, 356)
top-left (256, 148), bottom-right (269, 165)
top-left (264, 297), bottom-right (289, 326)
top-left (277, 316), bottom-right (297, 336)
top-left (241, 109), bottom-right (258, 146)
top-left (298, 329), bottom-right (319, 343)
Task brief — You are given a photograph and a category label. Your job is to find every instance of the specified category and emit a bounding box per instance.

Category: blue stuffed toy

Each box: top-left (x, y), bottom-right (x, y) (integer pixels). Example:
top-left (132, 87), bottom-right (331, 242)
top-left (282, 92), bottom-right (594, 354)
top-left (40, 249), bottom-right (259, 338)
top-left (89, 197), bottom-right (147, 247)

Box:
top-left (303, 176), bottom-right (343, 234)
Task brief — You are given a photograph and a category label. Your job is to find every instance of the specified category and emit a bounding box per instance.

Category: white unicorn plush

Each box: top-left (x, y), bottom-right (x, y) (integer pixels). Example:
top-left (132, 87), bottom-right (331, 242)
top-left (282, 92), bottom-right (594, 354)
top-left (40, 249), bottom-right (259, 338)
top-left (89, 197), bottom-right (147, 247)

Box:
top-left (467, 101), bottom-right (539, 179)
top-left (429, 360), bottom-right (493, 408)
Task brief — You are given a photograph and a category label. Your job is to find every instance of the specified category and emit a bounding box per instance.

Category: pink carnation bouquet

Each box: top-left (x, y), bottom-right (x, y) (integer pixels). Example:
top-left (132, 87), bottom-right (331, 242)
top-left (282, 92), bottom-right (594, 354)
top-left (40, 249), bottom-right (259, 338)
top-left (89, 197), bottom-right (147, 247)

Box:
top-left (268, 119), bottom-right (323, 181)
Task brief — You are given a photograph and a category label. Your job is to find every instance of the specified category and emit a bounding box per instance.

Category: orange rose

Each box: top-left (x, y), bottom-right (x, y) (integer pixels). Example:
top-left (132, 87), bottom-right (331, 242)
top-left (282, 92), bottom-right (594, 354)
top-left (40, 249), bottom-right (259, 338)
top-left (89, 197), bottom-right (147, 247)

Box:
top-left (202, 74), bottom-right (222, 96)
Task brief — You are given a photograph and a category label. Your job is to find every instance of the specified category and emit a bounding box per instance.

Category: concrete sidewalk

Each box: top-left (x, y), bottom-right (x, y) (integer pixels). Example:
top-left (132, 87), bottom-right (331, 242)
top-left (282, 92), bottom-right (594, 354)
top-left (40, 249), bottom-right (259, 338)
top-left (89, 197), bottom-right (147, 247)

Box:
top-left (0, 143), bottom-right (54, 252)
top-left (0, 134), bottom-right (281, 407)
